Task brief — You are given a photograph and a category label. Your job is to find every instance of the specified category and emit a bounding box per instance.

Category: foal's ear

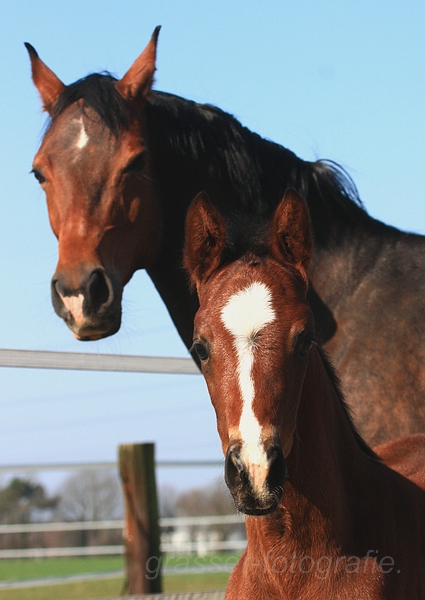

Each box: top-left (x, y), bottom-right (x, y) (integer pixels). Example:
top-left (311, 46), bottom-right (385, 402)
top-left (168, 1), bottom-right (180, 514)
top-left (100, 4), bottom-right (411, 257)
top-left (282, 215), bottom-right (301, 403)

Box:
top-left (183, 192), bottom-right (227, 291)
top-left (25, 43), bottom-right (65, 114)
top-left (116, 26), bottom-right (161, 103)
top-left (271, 189), bottom-right (313, 277)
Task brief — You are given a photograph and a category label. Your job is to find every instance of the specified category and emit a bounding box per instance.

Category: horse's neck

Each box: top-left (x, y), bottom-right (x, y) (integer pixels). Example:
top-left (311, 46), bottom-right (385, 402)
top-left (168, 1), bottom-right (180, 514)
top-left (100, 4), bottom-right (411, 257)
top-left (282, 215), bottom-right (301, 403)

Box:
top-left (309, 225), bottom-right (386, 310)
top-left (247, 348), bottom-right (374, 557)
top-left (292, 347), bottom-right (368, 523)
top-left (146, 256), bottom-right (199, 354)
top-left (145, 92), bottom-right (301, 217)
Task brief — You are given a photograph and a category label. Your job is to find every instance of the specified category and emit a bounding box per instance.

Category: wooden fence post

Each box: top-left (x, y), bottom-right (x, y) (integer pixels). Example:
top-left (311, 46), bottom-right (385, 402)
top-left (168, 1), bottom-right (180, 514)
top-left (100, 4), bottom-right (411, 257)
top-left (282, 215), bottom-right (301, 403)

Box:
top-left (119, 442), bottom-right (162, 594)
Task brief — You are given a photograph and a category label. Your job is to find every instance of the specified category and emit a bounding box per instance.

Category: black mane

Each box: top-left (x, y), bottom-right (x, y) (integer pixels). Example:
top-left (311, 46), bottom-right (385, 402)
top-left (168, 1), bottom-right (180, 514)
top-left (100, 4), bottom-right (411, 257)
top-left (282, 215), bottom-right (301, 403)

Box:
top-left (50, 73), bottom-right (371, 246)
top-left (146, 92), bottom-right (268, 215)
top-left (50, 72), bottom-right (130, 135)
top-left (145, 91), bottom-right (370, 245)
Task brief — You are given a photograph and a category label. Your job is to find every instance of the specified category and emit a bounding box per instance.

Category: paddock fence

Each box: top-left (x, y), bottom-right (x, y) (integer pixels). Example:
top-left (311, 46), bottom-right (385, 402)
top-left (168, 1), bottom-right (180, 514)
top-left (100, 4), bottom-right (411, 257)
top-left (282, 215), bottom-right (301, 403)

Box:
top-left (1, 349), bottom-right (237, 595)
top-left (0, 512), bottom-right (246, 559)
top-left (0, 348), bottom-right (199, 374)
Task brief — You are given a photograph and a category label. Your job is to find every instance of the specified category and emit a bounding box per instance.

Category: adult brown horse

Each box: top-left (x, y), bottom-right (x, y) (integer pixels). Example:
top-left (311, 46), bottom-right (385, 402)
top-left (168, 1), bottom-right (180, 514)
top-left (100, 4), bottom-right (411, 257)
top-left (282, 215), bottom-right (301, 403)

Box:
top-left (183, 190), bottom-right (425, 599)
top-left (26, 29), bottom-right (425, 445)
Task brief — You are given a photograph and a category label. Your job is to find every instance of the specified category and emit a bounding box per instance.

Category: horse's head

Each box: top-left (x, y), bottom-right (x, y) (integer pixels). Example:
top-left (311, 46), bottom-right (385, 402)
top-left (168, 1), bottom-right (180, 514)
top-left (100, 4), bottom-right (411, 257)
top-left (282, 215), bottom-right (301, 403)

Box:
top-left (26, 28), bottom-right (162, 340)
top-left (184, 190), bottom-right (314, 515)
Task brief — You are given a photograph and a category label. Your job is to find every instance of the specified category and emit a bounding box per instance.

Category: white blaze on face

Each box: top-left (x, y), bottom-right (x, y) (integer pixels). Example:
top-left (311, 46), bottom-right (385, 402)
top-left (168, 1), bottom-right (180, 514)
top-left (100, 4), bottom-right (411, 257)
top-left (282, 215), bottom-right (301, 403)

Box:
top-left (76, 119), bottom-right (89, 149)
top-left (221, 282), bottom-right (276, 487)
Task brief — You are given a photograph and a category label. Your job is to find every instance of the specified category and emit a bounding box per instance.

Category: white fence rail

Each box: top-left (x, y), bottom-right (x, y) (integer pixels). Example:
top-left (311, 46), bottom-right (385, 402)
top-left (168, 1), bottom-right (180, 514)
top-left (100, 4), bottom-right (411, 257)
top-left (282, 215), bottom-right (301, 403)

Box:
top-left (0, 546), bottom-right (124, 559)
top-left (0, 349), bottom-right (199, 375)
top-left (0, 541), bottom-right (247, 560)
top-left (0, 515), bottom-right (246, 559)
top-left (0, 514), bottom-right (244, 534)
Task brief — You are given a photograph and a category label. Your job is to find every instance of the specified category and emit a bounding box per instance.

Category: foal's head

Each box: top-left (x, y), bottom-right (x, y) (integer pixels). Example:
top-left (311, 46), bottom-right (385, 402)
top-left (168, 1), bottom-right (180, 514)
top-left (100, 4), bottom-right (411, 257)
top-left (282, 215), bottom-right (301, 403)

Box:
top-left (26, 29), bottom-right (161, 340)
top-left (184, 190), bottom-right (314, 515)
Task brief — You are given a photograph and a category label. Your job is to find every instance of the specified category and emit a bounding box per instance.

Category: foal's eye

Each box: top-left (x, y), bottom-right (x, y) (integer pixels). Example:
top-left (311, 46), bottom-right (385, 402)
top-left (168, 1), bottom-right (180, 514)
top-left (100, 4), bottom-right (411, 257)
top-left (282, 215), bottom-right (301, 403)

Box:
top-left (124, 153), bottom-right (147, 173)
top-left (192, 341), bottom-right (209, 362)
top-left (31, 169), bottom-right (45, 184)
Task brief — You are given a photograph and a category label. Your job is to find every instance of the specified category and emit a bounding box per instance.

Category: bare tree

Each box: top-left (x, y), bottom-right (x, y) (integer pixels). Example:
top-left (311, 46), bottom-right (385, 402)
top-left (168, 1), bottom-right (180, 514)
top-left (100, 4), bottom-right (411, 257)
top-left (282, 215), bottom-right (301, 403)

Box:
top-left (175, 478), bottom-right (234, 517)
top-left (158, 484), bottom-right (177, 518)
top-left (56, 470), bottom-right (123, 522)
top-left (54, 470), bottom-right (123, 548)
top-left (175, 478), bottom-right (243, 543)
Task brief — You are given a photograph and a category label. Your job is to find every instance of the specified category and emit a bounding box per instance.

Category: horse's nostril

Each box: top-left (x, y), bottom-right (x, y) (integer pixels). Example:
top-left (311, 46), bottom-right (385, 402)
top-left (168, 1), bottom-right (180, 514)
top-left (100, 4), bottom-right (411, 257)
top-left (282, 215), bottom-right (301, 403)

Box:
top-left (52, 278), bottom-right (66, 298)
top-left (87, 269), bottom-right (111, 312)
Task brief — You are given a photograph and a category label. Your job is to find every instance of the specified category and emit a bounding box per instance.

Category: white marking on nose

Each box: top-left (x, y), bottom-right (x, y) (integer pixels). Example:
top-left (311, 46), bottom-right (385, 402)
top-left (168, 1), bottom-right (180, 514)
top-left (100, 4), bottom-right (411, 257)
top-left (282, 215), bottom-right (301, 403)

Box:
top-left (76, 120), bottom-right (89, 149)
top-left (60, 293), bottom-right (85, 328)
top-left (221, 282), bottom-right (276, 486)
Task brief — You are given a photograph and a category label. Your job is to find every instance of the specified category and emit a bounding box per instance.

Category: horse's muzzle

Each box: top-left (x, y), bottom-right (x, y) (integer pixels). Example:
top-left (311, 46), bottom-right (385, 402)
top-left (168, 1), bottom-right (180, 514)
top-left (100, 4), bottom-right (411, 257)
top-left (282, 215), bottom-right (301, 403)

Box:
top-left (51, 267), bottom-right (123, 340)
top-left (225, 442), bottom-right (287, 516)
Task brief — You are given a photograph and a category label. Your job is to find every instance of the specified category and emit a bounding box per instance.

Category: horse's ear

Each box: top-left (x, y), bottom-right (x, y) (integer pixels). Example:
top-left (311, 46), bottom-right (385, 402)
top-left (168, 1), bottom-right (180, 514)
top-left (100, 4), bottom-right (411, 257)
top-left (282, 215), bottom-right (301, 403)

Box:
top-left (25, 43), bottom-right (65, 114)
top-left (271, 189), bottom-right (313, 278)
top-left (116, 26), bottom-right (161, 103)
top-left (183, 192), bottom-right (227, 292)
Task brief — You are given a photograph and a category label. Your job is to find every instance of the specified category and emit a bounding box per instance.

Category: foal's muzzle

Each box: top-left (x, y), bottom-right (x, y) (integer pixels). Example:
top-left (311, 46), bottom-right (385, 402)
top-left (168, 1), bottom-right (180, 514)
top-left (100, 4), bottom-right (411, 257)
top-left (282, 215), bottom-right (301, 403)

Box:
top-left (225, 442), bottom-right (286, 516)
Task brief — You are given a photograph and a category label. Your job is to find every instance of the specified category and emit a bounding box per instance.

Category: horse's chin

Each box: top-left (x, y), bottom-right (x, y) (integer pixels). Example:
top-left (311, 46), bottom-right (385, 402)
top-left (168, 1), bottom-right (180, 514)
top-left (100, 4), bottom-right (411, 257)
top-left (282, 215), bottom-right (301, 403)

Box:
top-left (242, 504), bottom-right (278, 516)
top-left (73, 331), bottom-right (110, 341)
top-left (232, 488), bottom-right (283, 516)
top-left (68, 316), bottom-right (122, 341)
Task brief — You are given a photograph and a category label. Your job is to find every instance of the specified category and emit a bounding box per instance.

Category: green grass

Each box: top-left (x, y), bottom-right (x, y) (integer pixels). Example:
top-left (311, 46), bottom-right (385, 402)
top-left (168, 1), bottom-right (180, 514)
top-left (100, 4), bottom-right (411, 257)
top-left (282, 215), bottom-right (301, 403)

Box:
top-left (0, 554), bottom-right (237, 599)
top-left (0, 557), bottom-right (124, 582)
top-left (0, 554), bottom-right (240, 583)
top-left (162, 552), bottom-right (240, 571)
top-left (0, 572), bottom-right (230, 599)
top-left (0, 576), bottom-right (125, 600)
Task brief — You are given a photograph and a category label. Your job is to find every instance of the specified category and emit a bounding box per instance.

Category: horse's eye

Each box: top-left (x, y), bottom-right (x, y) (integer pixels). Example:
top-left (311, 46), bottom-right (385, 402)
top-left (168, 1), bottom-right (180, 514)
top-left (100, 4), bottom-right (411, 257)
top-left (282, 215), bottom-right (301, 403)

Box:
top-left (297, 336), bottom-right (314, 358)
top-left (31, 169), bottom-right (45, 184)
top-left (124, 153), bottom-right (147, 173)
top-left (192, 341), bottom-right (209, 362)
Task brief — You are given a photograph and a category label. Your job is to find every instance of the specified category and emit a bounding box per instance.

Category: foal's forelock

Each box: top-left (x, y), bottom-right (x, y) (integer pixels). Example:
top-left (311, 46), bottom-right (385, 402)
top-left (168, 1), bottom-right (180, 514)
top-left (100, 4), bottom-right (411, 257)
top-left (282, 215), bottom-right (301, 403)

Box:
top-left (221, 281), bottom-right (276, 487)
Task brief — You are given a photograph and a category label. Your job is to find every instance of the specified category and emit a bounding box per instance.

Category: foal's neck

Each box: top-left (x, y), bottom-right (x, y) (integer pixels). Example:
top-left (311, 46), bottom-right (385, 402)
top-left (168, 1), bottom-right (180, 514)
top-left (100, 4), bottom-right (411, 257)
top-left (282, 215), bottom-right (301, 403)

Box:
top-left (261, 347), bottom-right (374, 553)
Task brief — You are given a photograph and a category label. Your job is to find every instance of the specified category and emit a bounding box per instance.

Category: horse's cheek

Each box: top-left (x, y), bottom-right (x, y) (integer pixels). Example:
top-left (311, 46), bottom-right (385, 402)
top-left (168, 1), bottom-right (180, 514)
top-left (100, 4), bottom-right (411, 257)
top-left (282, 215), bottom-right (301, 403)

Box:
top-left (127, 197), bottom-right (140, 223)
top-left (45, 192), bottom-right (61, 239)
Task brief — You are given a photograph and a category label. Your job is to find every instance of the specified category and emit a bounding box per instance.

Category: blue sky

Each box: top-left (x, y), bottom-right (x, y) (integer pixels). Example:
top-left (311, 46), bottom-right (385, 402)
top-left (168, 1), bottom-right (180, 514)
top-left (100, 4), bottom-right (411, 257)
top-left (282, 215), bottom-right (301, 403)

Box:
top-left (1, 0), bottom-right (424, 492)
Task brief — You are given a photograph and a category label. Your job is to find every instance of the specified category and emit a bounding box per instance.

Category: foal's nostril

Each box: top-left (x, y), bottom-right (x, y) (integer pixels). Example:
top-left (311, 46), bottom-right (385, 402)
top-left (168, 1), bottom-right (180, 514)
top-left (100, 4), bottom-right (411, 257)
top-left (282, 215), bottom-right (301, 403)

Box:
top-left (267, 444), bottom-right (287, 491)
top-left (86, 269), bottom-right (112, 312)
top-left (225, 445), bottom-right (247, 490)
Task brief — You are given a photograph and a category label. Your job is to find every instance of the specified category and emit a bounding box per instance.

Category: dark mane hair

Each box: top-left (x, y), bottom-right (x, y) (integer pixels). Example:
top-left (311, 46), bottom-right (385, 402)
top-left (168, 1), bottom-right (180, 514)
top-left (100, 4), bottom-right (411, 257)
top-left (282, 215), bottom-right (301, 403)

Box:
top-left (305, 160), bottom-right (371, 245)
top-left (50, 72), bottom-right (130, 135)
top-left (146, 92), bottom-right (370, 246)
top-left (146, 91), bottom-right (269, 214)
top-left (49, 74), bottom-right (370, 245)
